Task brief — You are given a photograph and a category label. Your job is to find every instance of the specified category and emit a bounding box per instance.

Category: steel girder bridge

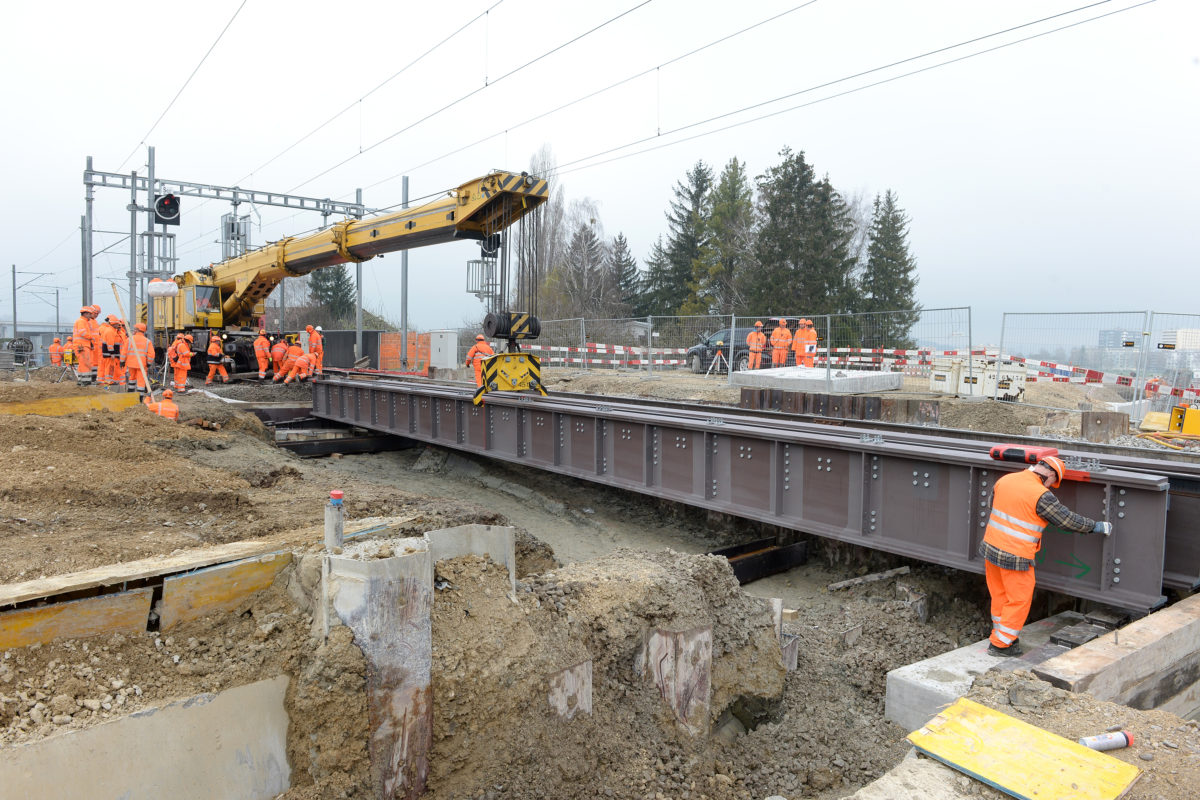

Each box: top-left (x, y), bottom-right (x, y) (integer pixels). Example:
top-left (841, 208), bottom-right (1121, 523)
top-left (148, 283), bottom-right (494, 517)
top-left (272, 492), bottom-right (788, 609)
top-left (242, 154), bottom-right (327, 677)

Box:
top-left (311, 375), bottom-right (1200, 612)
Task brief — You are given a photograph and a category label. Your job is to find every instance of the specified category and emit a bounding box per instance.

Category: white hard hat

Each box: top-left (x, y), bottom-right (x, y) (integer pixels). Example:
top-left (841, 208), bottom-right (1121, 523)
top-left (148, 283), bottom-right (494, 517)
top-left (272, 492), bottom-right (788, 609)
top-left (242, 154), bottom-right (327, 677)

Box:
top-left (315, 326), bottom-right (323, 331)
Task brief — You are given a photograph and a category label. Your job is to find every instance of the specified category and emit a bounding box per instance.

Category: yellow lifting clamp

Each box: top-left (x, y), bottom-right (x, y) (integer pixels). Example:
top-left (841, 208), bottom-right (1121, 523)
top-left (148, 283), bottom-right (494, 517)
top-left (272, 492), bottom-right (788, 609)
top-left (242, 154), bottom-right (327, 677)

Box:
top-left (472, 352), bottom-right (547, 405)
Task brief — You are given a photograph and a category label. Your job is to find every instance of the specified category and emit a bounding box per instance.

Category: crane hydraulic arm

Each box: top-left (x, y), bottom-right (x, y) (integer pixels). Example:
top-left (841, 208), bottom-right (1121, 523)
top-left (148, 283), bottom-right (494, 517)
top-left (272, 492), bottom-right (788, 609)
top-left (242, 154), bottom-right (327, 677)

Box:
top-left (147, 170), bottom-right (549, 332)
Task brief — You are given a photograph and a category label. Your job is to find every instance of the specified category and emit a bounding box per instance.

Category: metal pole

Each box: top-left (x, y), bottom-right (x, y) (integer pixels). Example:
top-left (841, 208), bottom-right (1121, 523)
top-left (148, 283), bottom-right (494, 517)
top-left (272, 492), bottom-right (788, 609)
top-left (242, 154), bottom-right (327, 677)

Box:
top-left (128, 170), bottom-right (138, 322)
top-left (401, 176), bottom-right (409, 367)
top-left (1133, 311), bottom-right (1152, 422)
top-left (966, 306), bottom-right (975, 396)
top-left (647, 316), bottom-right (654, 375)
top-left (728, 313), bottom-right (736, 385)
top-left (55, 289), bottom-right (60, 339)
top-left (146, 147), bottom-right (156, 323)
top-left (84, 156), bottom-right (94, 306)
top-left (581, 318), bottom-right (587, 371)
top-left (355, 188), bottom-right (364, 361)
top-left (993, 313), bottom-right (1007, 402)
top-left (825, 314), bottom-right (832, 392)
top-left (10, 265), bottom-right (15, 341)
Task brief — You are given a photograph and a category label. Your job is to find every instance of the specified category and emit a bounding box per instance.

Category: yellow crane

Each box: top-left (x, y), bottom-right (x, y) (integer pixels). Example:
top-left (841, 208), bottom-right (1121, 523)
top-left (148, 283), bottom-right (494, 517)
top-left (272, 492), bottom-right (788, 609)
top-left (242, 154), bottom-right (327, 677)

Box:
top-left (142, 170), bottom-right (550, 393)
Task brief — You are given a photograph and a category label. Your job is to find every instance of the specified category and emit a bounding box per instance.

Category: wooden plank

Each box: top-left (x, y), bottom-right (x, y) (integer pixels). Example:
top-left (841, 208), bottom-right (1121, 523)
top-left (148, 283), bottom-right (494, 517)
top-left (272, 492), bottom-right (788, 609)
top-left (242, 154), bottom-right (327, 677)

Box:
top-left (159, 552), bottom-right (292, 630)
top-left (0, 540), bottom-right (285, 608)
top-left (907, 698), bottom-right (1140, 800)
top-left (0, 393), bottom-right (142, 417)
top-left (0, 588), bottom-right (153, 649)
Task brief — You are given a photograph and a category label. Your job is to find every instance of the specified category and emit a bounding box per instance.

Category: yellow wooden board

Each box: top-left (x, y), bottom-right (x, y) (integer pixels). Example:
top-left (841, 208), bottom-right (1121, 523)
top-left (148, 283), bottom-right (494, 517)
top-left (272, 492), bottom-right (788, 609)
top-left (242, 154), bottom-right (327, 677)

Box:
top-left (0, 393), bottom-right (142, 417)
top-left (159, 552), bottom-right (292, 630)
top-left (907, 698), bottom-right (1140, 800)
top-left (1138, 411), bottom-right (1170, 432)
top-left (0, 588), bottom-right (153, 649)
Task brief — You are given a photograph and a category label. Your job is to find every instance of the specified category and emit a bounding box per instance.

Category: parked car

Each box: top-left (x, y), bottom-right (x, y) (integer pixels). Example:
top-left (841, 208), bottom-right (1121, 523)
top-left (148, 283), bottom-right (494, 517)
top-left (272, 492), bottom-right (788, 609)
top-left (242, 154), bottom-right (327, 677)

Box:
top-left (686, 327), bottom-right (761, 374)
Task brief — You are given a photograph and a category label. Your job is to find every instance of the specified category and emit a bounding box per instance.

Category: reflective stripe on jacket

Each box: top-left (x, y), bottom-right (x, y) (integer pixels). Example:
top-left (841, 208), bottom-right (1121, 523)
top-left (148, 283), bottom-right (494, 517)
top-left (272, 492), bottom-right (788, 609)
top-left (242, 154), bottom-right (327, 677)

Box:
top-left (746, 330), bottom-right (766, 353)
top-left (769, 326), bottom-right (792, 351)
top-left (982, 469), bottom-right (1050, 561)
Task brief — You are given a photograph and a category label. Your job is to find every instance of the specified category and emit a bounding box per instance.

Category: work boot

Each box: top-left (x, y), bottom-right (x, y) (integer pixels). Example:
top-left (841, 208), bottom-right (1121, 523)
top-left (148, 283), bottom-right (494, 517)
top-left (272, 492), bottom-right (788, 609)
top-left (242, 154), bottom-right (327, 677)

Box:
top-left (987, 641), bottom-right (1023, 658)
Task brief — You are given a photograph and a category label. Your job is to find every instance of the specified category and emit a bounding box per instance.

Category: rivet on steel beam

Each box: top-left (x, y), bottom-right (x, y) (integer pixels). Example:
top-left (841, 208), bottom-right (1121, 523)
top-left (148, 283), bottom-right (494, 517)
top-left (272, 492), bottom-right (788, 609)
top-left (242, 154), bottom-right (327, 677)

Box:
top-left (979, 522), bottom-right (985, 528)
top-left (872, 474), bottom-right (878, 479)
top-left (1118, 512), bottom-right (1125, 518)
top-left (912, 471), bottom-right (918, 476)
top-left (1119, 489), bottom-right (1126, 495)
top-left (870, 510), bottom-right (876, 516)
top-left (870, 525), bottom-right (876, 531)
top-left (1113, 567), bottom-right (1120, 574)
top-left (923, 482), bottom-right (929, 487)
top-left (1113, 577), bottom-right (1120, 583)
top-left (982, 470), bottom-right (988, 476)
top-left (924, 472), bottom-right (930, 478)
top-left (1118, 501), bottom-right (1125, 507)
top-left (1114, 558), bottom-right (1121, 565)
top-left (913, 480), bottom-right (918, 486)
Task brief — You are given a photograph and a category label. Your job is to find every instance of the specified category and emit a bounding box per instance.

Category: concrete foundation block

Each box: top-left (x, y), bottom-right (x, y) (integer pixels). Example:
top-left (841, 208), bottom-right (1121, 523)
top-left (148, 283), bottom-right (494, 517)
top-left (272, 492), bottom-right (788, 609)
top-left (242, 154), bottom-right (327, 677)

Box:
top-left (548, 660), bottom-right (593, 720)
top-left (324, 539), bottom-right (433, 800)
top-left (884, 613), bottom-right (1082, 733)
top-left (1033, 592), bottom-right (1200, 717)
top-left (637, 627), bottom-right (713, 735)
top-left (0, 676), bottom-right (290, 799)
top-left (425, 524), bottom-right (517, 594)
top-left (731, 367), bottom-right (903, 393)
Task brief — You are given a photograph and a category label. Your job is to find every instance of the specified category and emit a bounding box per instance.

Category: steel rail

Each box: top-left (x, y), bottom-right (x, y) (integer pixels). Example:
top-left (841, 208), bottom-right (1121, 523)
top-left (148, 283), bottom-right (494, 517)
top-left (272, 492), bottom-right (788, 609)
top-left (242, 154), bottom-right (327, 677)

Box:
top-left (311, 377), bottom-right (1188, 610)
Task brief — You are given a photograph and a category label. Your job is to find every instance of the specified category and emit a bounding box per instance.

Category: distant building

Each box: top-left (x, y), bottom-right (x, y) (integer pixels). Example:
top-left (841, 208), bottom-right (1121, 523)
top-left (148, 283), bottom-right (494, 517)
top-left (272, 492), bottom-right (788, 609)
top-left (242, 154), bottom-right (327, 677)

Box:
top-left (1098, 329), bottom-right (1139, 350)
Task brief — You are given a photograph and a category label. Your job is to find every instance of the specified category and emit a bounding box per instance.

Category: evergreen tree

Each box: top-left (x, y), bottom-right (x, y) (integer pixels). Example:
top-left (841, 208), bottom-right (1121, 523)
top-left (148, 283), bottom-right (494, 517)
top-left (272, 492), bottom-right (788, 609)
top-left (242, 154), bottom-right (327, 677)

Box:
top-left (643, 161), bottom-right (712, 315)
top-left (608, 233), bottom-right (640, 318)
top-left (691, 157), bottom-right (756, 314)
top-left (859, 190), bottom-right (921, 348)
top-left (639, 236), bottom-right (672, 317)
top-left (308, 263), bottom-right (356, 323)
top-left (559, 221), bottom-right (606, 316)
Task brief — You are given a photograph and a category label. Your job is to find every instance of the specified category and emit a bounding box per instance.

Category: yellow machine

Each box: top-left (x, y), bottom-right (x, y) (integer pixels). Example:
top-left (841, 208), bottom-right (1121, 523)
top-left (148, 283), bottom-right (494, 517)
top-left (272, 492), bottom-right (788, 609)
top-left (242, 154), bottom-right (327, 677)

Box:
top-left (1169, 404), bottom-right (1200, 435)
top-left (140, 171), bottom-right (550, 391)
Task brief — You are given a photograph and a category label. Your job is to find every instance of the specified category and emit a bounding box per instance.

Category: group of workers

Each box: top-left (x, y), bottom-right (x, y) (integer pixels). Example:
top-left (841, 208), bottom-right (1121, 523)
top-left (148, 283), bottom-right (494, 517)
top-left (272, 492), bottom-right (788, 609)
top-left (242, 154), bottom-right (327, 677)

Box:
top-left (746, 318), bottom-right (819, 370)
top-left (58, 304), bottom-right (326, 395)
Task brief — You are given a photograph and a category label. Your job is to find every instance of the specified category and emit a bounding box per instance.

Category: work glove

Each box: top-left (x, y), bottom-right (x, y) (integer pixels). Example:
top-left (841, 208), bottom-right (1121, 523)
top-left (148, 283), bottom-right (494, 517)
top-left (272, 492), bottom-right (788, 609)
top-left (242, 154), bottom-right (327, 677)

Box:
top-left (1093, 521), bottom-right (1113, 536)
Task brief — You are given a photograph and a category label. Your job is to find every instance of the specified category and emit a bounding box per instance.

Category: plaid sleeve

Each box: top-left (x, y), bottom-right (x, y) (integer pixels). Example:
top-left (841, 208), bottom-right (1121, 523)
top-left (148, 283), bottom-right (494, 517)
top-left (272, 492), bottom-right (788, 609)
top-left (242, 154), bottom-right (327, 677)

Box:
top-left (1036, 492), bottom-right (1096, 533)
top-left (977, 541), bottom-right (1033, 571)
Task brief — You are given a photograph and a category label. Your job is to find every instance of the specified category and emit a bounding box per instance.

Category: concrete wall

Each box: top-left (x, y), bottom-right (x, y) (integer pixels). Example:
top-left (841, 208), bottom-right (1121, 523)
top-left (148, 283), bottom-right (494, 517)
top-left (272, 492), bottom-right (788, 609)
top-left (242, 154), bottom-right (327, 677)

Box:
top-left (0, 677), bottom-right (290, 799)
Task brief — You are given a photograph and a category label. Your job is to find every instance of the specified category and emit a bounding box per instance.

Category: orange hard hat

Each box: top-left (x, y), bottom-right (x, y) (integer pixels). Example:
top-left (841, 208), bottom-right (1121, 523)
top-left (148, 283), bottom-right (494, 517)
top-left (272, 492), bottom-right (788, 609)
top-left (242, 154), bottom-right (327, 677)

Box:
top-left (184, 334), bottom-right (194, 342)
top-left (306, 325), bottom-right (314, 332)
top-left (90, 305), bottom-right (100, 314)
top-left (80, 306), bottom-right (90, 314)
top-left (1035, 456), bottom-right (1066, 489)
top-left (476, 334), bottom-right (485, 341)
top-left (135, 323), bottom-right (147, 332)
top-left (162, 389), bottom-right (174, 399)
top-left (259, 329), bottom-right (266, 335)
top-left (106, 315), bottom-right (117, 323)
top-left (754, 321), bottom-right (763, 327)
top-left (53, 337), bottom-right (61, 343)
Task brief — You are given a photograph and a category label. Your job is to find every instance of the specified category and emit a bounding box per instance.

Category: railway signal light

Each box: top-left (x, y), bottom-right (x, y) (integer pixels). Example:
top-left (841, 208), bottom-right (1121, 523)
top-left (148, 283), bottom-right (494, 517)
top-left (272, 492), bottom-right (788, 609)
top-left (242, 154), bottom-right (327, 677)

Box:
top-left (154, 193), bottom-right (181, 225)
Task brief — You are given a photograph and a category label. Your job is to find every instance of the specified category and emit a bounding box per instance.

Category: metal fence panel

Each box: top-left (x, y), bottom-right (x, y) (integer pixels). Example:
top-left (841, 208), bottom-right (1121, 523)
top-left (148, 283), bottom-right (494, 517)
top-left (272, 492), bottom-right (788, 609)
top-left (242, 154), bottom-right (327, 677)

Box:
top-left (995, 311), bottom-right (1149, 411)
top-left (1142, 312), bottom-right (1200, 414)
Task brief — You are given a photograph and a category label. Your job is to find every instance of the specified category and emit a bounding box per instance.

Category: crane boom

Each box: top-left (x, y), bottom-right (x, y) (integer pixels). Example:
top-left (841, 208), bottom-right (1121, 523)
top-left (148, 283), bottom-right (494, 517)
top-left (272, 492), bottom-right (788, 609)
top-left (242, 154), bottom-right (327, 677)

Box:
top-left (148, 170), bottom-right (549, 331)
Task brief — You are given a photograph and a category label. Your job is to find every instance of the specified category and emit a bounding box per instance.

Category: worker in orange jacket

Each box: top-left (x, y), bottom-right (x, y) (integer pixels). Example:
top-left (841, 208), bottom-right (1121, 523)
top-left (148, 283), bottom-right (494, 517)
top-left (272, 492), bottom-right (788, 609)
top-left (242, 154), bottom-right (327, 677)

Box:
top-left (72, 306), bottom-right (97, 384)
top-left (97, 315), bottom-right (119, 385)
top-left (114, 321), bottom-right (129, 388)
top-left (306, 325), bottom-right (324, 375)
top-left (791, 318), bottom-right (817, 368)
top-left (270, 337), bottom-right (288, 374)
top-left (769, 319), bottom-right (792, 367)
top-left (253, 330), bottom-right (272, 379)
top-left (283, 352), bottom-right (315, 384)
top-left (979, 456), bottom-right (1111, 657)
top-left (144, 389), bottom-right (180, 420)
top-left (464, 334), bottom-right (495, 387)
top-left (48, 338), bottom-right (64, 365)
top-left (274, 340), bottom-right (305, 382)
top-left (88, 306), bottom-right (102, 381)
top-left (746, 322), bottom-right (766, 370)
top-left (173, 334), bottom-right (194, 392)
top-left (205, 336), bottom-right (230, 385)
top-left (125, 323), bottom-right (155, 395)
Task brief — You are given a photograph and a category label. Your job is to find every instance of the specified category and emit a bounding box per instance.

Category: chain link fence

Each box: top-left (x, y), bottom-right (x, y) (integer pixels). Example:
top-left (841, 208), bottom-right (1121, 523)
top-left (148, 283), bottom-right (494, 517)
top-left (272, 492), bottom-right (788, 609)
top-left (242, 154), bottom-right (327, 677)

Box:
top-left (1139, 311), bottom-right (1200, 415)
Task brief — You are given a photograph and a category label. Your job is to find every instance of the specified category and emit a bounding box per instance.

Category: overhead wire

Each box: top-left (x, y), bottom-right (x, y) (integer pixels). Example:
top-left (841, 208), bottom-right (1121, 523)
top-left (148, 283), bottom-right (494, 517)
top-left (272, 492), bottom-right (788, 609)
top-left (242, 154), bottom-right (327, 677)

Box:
top-left (115, 0), bottom-right (249, 172)
top-left (286, 0), bottom-right (657, 194)
top-left (549, 0), bottom-right (1156, 178)
top-left (362, 0), bottom-right (823, 194)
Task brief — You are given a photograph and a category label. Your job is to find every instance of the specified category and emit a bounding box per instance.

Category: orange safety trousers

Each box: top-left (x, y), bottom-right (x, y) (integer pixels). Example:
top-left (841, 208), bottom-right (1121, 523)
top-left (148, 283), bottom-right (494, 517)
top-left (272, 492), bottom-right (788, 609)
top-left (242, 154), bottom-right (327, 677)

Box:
top-left (206, 364), bottom-right (229, 384)
top-left (128, 366), bottom-right (148, 392)
top-left (748, 351), bottom-right (762, 370)
top-left (985, 561), bottom-right (1036, 649)
top-left (771, 348), bottom-right (788, 366)
top-left (173, 366), bottom-right (189, 391)
top-left (256, 353), bottom-right (270, 378)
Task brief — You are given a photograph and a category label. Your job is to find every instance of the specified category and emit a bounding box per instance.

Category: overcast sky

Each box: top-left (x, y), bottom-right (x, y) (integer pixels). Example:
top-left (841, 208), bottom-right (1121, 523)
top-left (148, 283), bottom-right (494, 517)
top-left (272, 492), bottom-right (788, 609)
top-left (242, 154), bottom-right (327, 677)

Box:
top-left (3, 0), bottom-right (1197, 343)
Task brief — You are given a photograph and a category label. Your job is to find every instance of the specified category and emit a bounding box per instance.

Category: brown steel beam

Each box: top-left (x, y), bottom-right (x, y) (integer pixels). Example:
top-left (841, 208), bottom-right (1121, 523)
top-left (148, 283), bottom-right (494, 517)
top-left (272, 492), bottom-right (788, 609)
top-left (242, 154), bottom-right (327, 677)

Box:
top-left (311, 378), bottom-right (1174, 610)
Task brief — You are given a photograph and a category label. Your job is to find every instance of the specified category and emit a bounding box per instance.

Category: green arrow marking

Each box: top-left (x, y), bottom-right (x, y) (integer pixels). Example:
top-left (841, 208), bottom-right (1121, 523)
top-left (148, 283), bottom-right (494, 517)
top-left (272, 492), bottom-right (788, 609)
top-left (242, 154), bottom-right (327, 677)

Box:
top-left (1052, 554), bottom-right (1091, 579)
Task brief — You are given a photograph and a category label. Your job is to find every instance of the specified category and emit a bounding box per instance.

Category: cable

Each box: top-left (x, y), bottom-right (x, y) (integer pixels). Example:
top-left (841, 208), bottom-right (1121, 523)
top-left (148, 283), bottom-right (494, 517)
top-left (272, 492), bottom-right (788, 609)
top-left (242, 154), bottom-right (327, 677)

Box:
top-left (362, 0), bottom-right (823, 193)
top-left (230, 1), bottom-right (505, 185)
top-left (115, 0), bottom-right (249, 172)
top-left (287, 0), bottom-right (656, 193)
top-left (20, 229), bottom-right (79, 270)
top-left (552, 0), bottom-right (1154, 177)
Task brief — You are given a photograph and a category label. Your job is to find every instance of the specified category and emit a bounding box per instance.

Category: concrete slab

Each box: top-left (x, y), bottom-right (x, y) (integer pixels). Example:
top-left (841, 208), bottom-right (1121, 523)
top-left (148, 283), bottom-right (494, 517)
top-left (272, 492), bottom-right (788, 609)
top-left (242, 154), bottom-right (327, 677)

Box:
top-left (425, 524), bottom-right (517, 594)
top-left (731, 366), bottom-right (902, 393)
top-left (884, 612), bottom-right (1084, 733)
top-left (0, 676), bottom-right (290, 799)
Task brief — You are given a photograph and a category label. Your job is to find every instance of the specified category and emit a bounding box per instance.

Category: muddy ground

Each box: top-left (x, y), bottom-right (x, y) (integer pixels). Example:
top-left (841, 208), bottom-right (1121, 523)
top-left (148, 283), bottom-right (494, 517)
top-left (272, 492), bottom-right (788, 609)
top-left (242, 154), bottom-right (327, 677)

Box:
top-left (0, 370), bottom-right (1196, 799)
